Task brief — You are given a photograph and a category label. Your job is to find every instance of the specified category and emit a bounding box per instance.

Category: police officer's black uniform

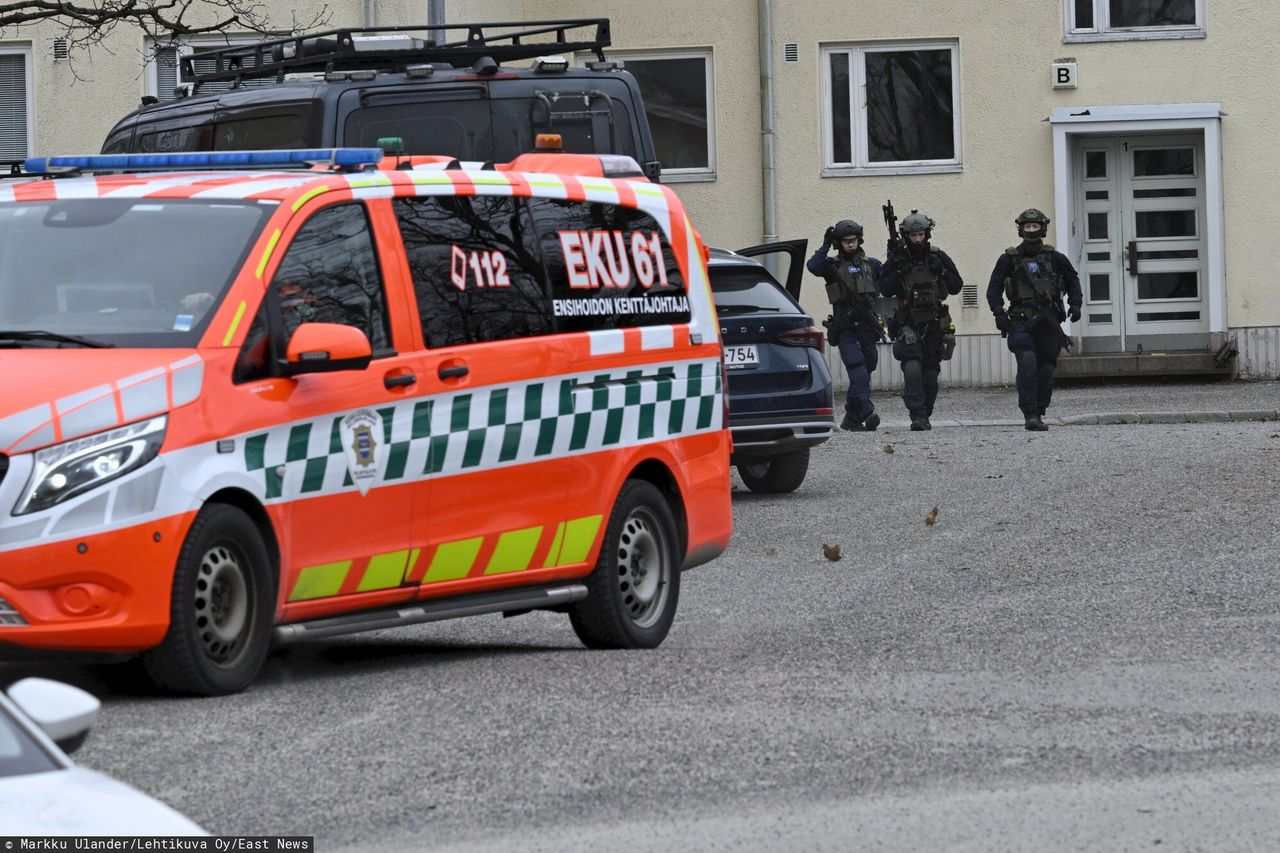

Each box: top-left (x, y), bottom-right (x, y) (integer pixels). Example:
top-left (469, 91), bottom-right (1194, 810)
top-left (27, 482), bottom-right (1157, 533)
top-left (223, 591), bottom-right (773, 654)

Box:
top-left (806, 219), bottom-right (884, 431)
top-left (880, 211), bottom-right (963, 431)
top-left (986, 208), bottom-right (1083, 431)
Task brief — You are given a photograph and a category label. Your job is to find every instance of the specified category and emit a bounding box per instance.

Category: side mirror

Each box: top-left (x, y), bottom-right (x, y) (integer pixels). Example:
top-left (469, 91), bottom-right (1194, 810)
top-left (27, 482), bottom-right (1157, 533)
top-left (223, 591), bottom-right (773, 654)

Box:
top-left (283, 322), bottom-right (373, 375)
top-left (7, 677), bottom-right (100, 755)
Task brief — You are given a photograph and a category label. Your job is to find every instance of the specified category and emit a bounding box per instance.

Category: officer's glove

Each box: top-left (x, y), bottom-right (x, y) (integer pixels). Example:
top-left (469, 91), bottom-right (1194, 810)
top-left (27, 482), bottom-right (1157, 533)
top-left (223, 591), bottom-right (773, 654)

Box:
top-left (1068, 305), bottom-right (1082, 323)
top-left (824, 225), bottom-right (836, 247)
top-left (994, 312), bottom-right (1013, 334)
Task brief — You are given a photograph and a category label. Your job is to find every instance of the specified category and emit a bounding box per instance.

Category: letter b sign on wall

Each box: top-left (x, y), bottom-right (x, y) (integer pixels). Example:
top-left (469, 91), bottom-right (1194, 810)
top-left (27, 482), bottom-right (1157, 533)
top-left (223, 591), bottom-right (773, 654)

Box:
top-left (1052, 61), bottom-right (1078, 89)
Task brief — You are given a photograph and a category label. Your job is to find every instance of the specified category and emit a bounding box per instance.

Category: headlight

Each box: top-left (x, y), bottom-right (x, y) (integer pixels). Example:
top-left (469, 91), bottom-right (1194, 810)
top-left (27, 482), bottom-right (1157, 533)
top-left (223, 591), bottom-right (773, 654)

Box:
top-left (14, 416), bottom-right (167, 516)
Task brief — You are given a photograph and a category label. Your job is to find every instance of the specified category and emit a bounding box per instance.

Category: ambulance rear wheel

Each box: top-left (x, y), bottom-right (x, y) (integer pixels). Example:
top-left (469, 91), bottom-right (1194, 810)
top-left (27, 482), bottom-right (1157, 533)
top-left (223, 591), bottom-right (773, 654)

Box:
top-left (569, 480), bottom-right (680, 649)
top-left (142, 504), bottom-right (274, 696)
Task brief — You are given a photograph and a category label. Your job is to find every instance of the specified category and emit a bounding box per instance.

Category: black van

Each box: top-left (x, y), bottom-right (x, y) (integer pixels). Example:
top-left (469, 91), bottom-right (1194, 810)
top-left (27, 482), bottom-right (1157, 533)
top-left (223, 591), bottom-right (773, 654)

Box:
top-left (100, 19), bottom-right (662, 181)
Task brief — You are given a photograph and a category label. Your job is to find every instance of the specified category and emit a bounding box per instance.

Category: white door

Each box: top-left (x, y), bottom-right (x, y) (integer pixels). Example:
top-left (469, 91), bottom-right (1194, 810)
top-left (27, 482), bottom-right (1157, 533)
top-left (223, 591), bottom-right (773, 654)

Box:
top-left (1075, 133), bottom-right (1208, 353)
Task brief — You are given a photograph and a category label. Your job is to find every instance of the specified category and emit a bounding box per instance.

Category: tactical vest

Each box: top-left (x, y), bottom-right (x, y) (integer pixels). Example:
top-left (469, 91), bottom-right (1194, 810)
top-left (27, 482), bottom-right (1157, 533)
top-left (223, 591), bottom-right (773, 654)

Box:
top-left (1003, 244), bottom-right (1063, 309)
top-left (897, 249), bottom-right (946, 324)
top-left (825, 252), bottom-right (879, 305)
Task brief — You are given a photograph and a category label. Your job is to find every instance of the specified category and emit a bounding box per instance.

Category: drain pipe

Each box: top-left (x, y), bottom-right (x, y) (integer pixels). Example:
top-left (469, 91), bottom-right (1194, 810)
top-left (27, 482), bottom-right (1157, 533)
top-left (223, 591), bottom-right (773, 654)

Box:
top-left (428, 0), bottom-right (446, 46)
top-left (758, 0), bottom-right (778, 244)
top-left (363, 0), bottom-right (375, 28)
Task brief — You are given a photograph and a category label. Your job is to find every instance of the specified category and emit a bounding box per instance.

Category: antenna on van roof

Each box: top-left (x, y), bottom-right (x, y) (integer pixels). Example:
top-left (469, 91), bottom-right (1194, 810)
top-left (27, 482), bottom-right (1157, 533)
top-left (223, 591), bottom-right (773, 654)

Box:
top-left (183, 19), bottom-right (611, 93)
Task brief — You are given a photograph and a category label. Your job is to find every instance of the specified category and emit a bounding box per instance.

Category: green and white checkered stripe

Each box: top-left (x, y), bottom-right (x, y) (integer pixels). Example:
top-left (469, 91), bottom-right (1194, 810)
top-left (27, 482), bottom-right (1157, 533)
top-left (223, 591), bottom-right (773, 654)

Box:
top-left (242, 358), bottom-right (722, 503)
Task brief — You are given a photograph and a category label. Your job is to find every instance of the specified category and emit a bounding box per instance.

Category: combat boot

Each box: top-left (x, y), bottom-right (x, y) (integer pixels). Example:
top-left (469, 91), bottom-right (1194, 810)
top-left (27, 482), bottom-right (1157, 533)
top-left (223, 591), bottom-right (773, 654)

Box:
top-left (910, 416), bottom-right (931, 431)
top-left (840, 413), bottom-right (863, 431)
top-left (863, 412), bottom-right (881, 432)
top-left (1024, 416), bottom-right (1049, 431)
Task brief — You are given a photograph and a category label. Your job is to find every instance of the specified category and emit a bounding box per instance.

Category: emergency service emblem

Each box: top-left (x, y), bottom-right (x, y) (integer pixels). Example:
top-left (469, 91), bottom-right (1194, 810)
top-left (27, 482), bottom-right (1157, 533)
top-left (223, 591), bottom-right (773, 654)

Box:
top-left (340, 409), bottom-right (385, 496)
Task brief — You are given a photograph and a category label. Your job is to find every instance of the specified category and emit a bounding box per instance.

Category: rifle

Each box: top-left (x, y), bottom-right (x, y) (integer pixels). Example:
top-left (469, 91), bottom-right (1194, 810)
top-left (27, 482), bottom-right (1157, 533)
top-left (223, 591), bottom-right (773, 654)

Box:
top-left (882, 199), bottom-right (904, 257)
top-left (856, 296), bottom-right (888, 343)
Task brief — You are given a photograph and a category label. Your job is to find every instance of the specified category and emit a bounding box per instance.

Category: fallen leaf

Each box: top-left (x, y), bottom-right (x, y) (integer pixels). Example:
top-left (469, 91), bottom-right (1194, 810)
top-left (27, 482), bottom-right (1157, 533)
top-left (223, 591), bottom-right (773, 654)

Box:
top-left (925, 506), bottom-right (939, 526)
top-left (763, 547), bottom-right (777, 557)
top-left (821, 544), bottom-right (842, 561)
top-left (882, 444), bottom-right (895, 454)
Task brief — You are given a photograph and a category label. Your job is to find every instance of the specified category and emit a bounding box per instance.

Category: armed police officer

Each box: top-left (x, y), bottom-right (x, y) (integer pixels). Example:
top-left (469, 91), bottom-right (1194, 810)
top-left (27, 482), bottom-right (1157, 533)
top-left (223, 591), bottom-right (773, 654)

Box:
top-left (807, 219), bottom-right (884, 431)
top-left (880, 209), bottom-right (963, 431)
top-left (987, 208), bottom-right (1082, 431)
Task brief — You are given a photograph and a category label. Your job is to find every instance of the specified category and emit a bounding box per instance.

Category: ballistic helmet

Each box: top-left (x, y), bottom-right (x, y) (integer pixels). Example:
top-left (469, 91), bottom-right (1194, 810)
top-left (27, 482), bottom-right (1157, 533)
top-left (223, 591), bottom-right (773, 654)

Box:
top-left (1015, 208), bottom-right (1050, 238)
top-left (899, 210), bottom-right (934, 240)
top-left (832, 219), bottom-right (864, 241)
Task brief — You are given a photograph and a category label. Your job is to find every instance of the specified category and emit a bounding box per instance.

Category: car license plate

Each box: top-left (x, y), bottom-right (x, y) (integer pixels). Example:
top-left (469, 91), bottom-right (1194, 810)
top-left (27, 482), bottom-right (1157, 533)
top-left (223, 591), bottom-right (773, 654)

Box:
top-left (723, 344), bottom-right (759, 369)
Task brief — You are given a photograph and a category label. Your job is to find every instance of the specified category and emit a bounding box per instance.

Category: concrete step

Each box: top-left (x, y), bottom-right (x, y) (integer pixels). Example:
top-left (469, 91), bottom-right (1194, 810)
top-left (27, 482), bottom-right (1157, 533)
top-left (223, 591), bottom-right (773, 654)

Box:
top-left (1057, 349), bottom-right (1233, 378)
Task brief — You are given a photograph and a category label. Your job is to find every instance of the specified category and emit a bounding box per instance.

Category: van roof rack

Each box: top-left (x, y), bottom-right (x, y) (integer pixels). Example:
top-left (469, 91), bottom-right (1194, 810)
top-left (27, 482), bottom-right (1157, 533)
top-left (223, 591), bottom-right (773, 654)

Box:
top-left (183, 19), bottom-right (611, 91)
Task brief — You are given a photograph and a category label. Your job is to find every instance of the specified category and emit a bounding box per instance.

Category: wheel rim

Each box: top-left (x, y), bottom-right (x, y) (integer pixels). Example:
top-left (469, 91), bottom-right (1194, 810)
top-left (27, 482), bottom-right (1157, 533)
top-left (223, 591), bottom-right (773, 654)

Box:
top-left (193, 541), bottom-right (253, 668)
top-left (741, 461), bottom-right (770, 479)
top-left (614, 506), bottom-right (671, 629)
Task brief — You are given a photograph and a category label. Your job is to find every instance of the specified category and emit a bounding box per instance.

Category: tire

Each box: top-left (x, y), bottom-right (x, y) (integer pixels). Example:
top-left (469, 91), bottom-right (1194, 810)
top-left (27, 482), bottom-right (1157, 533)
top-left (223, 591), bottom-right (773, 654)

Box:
top-left (569, 480), bottom-right (681, 650)
top-left (142, 504), bottom-right (274, 696)
top-left (737, 447), bottom-right (811, 494)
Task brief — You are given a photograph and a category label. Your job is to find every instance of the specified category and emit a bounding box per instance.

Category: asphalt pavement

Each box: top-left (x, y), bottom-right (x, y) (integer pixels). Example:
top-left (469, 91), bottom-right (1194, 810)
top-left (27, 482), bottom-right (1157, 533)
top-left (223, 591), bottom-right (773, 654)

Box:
top-left (853, 375), bottom-right (1280, 427)
top-left (9, 377), bottom-right (1280, 850)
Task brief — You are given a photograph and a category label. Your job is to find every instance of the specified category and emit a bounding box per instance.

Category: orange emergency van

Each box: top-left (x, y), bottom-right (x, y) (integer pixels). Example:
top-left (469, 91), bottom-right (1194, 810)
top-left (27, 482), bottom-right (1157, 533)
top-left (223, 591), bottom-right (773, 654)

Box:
top-left (0, 148), bottom-right (731, 695)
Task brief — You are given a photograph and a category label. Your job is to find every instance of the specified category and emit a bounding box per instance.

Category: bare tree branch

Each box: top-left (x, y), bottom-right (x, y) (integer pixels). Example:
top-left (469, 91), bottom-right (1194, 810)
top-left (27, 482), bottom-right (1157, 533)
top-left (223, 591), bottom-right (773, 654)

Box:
top-left (0, 2), bottom-right (330, 50)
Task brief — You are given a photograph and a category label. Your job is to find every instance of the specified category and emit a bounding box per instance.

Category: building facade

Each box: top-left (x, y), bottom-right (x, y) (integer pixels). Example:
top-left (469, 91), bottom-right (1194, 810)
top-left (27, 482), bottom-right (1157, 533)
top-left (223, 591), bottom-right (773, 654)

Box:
top-left (4, 0), bottom-right (1278, 383)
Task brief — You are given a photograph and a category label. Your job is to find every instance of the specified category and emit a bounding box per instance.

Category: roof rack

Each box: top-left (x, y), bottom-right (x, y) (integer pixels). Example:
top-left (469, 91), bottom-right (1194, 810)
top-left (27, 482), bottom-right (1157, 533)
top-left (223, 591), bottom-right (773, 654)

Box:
top-left (182, 19), bottom-right (611, 91)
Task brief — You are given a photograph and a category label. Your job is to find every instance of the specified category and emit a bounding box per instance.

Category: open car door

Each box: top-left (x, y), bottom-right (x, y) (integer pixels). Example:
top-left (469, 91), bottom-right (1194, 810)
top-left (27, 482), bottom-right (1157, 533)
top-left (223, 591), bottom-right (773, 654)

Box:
top-left (735, 239), bottom-right (809, 301)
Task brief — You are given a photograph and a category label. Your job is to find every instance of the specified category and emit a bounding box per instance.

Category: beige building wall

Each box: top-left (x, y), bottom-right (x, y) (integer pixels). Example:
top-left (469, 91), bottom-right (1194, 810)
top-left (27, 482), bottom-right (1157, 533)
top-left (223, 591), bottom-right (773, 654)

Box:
top-left (4, 2), bottom-right (1280, 367)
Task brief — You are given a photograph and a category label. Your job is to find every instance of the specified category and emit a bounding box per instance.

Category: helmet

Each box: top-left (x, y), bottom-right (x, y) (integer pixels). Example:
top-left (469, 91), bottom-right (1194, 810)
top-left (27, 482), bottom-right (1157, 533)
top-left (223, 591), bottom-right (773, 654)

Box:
top-left (832, 219), bottom-right (864, 241)
top-left (1015, 208), bottom-right (1050, 238)
top-left (899, 209), bottom-right (933, 240)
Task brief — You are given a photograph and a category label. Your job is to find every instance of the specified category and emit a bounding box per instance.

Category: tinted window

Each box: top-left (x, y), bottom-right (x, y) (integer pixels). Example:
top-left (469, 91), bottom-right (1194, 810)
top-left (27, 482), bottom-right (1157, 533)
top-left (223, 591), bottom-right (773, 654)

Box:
top-left (394, 195), bottom-right (554, 348)
top-left (708, 266), bottom-right (799, 314)
top-left (527, 198), bottom-right (689, 331)
top-left (270, 204), bottom-right (390, 348)
top-left (347, 96), bottom-right (493, 160)
top-left (495, 91), bottom-right (637, 161)
top-left (135, 117), bottom-right (215, 153)
top-left (215, 105), bottom-right (317, 150)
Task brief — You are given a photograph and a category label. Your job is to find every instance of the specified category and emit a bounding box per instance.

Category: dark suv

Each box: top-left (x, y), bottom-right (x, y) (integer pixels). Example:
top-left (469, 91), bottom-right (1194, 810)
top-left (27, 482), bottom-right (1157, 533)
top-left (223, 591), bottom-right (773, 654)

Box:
top-left (709, 242), bottom-right (834, 494)
top-left (100, 19), bottom-right (661, 181)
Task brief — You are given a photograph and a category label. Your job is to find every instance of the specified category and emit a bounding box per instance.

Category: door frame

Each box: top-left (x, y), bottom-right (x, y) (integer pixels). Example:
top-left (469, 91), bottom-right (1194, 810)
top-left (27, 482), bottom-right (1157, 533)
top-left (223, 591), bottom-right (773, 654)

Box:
top-left (1050, 103), bottom-right (1225, 347)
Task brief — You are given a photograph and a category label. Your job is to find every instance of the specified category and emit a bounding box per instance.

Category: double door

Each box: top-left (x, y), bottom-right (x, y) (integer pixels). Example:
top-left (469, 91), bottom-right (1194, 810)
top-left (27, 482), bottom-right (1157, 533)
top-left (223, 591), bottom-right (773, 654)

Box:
top-left (1075, 134), bottom-right (1208, 353)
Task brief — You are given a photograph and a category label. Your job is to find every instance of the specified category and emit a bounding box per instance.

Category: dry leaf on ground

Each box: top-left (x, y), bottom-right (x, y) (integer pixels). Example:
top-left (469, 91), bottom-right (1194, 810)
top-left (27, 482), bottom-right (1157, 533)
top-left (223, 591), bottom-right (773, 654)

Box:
top-left (822, 544), bottom-right (842, 561)
top-left (925, 506), bottom-right (939, 526)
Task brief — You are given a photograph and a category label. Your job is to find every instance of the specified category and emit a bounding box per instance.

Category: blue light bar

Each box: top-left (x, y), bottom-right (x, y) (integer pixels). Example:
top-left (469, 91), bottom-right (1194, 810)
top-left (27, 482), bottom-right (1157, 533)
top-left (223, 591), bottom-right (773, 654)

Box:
top-left (23, 148), bottom-right (385, 175)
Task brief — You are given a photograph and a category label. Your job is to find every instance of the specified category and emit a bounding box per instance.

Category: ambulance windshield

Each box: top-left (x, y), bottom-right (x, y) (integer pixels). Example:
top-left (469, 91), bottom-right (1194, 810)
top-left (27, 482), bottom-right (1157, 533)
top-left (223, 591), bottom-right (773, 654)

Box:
top-left (0, 199), bottom-right (272, 347)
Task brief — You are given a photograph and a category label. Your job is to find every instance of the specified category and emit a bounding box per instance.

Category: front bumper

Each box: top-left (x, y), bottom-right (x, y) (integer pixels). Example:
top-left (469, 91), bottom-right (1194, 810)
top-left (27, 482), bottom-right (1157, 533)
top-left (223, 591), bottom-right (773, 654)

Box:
top-left (0, 513), bottom-right (193, 656)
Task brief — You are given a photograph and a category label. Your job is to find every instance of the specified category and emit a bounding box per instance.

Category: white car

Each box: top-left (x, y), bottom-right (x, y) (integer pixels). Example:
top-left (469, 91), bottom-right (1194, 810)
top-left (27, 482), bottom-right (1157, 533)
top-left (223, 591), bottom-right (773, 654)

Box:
top-left (0, 677), bottom-right (206, 834)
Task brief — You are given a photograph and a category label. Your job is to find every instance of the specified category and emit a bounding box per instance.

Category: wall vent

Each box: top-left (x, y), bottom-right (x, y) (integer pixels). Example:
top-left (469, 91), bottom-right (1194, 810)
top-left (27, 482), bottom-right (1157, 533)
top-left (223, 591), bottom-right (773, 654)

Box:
top-left (783, 43), bottom-right (799, 64)
top-left (52, 37), bottom-right (70, 62)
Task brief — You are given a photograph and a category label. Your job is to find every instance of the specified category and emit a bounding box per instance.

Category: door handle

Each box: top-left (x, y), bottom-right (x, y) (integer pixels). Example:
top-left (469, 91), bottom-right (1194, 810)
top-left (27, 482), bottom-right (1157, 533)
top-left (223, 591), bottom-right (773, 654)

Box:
top-left (438, 364), bottom-right (469, 380)
top-left (1126, 240), bottom-right (1139, 277)
top-left (383, 373), bottom-right (416, 389)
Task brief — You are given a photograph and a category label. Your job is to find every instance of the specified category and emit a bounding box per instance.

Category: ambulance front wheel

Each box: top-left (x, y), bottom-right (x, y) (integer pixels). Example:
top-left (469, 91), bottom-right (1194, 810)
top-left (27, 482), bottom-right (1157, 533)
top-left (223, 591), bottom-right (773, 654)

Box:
top-left (569, 480), bottom-right (680, 649)
top-left (142, 504), bottom-right (274, 696)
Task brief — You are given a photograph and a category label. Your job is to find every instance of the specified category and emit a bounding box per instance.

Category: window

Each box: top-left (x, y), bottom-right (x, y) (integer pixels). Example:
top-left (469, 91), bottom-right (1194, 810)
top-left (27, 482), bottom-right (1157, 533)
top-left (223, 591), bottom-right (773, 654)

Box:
top-left (394, 195), bottom-right (555, 348)
top-left (0, 47), bottom-right (32, 161)
top-left (613, 51), bottom-right (714, 181)
top-left (1065, 0), bottom-right (1204, 41)
top-left (270, 205), bottom-right (391, 348)
top-left (822, 42), bottom-right (960, 175)
top-left (146, 35), bottom-right (274, 102)
top-left (528, 198), bottom-right (690, 332)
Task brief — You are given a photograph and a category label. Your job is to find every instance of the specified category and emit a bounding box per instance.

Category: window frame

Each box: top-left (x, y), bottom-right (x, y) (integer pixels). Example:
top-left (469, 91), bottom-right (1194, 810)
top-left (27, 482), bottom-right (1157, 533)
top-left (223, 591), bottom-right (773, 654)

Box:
top-left (0, 44), bottom-right (34, 161)
top-left (1063, 0), bottom-right (1205, 43)
top-left (144, 34), bottom-right (266, 101)
top-left (603, 48), bottom-right (716, 183)
top-left (820, 40), bottom-right (962, 178)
